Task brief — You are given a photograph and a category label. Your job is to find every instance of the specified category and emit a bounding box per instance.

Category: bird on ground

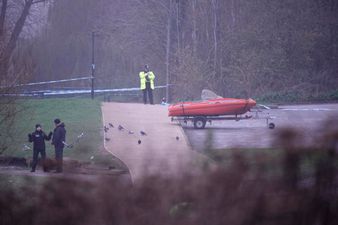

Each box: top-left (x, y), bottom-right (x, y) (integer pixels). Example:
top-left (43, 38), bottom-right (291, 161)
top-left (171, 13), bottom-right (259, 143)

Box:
top-left (109, 123), bottom-right (114, 128)
top-left (105, 138), bottom-right (110, 141)
top-left (138, 140), bottom-right (141, 144)
top-left (176, 136), bottom-right (179, 140)
top-left (118, 125), bottom-right (124, 131)
top-left (140, 131), bottom-right (147, 136)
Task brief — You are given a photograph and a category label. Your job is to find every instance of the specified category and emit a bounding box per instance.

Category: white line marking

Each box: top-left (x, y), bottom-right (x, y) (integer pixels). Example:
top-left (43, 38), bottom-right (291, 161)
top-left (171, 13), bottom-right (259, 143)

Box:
top-left (282, 108), bottom-right (332, 111)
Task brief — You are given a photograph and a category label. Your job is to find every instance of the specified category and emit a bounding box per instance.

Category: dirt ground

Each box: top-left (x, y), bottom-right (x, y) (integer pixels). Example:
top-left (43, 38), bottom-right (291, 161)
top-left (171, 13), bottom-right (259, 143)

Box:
top-left (0, 155), bottom-right (131, 183)
top-left (183, 103), bottom-right (338, 151)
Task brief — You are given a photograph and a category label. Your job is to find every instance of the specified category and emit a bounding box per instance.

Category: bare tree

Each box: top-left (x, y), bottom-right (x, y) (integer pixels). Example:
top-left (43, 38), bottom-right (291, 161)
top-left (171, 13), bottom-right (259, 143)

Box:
top-left (191, 0), bottom-right (197, 56)
top-left (0, 0), bottom-right (47, 154)
top-left (0, 0), bottom-right (47, 79)
top-left (31, 0), bottom-right (338, 102)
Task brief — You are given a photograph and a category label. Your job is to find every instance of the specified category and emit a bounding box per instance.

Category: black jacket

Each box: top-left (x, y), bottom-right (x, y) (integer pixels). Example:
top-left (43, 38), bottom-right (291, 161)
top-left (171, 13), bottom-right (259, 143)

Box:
top-left (28, 130), bottom-right (52, 150)
top-left (52, 123), bottom-right (66, 148)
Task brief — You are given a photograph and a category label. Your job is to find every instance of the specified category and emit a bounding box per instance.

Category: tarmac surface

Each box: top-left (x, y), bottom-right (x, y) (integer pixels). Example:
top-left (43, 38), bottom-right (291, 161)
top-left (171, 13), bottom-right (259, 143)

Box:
top-left (183, 103), bottom-right (338, 151)
top-left (101, 102), bottom-right (209, 182)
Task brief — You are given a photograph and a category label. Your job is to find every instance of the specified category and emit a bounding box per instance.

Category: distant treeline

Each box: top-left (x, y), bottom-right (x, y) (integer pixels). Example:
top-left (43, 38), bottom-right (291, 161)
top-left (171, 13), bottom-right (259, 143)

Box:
top-left (29, 0), bottom-right (338, 102)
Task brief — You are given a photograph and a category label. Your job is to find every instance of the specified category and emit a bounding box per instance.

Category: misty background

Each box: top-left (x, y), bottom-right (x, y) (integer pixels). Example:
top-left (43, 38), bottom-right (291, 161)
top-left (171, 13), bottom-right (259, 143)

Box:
top-left (1, 0), bottom-right (338, 102)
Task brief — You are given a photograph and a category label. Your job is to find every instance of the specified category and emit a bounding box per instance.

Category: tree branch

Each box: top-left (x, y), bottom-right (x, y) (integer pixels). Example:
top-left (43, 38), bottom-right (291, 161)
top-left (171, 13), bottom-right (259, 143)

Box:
top-left (32, 0), bottom-right (46, 4)
top-left (0, 0), bottom-right (7, 36)
top-left (0, 0), bottom-right (33, 76)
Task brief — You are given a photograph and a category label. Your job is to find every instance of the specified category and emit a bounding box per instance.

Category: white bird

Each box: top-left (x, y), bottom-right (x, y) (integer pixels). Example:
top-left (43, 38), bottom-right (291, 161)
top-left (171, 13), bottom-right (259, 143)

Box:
top-left (62, 141), bottom-right (73, 148)
top-left (78, 133), bottom-right (84, 139)
top-left (22, 144), bottom-right (31, 151)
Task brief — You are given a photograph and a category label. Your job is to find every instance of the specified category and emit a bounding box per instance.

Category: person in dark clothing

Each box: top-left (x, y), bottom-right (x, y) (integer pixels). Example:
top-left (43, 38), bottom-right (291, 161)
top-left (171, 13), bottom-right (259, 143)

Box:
top-left (51, 118), bottom-right (66, 173)
top-left (28, 124), bottom-right (53, 172)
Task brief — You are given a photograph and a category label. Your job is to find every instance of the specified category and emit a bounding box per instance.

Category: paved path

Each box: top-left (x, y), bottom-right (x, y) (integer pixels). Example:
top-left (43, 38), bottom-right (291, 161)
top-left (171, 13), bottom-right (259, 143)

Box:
top-left (184, 103), bottom-right (338, 151)
top-left (101, 103), bottom-right (209, 181)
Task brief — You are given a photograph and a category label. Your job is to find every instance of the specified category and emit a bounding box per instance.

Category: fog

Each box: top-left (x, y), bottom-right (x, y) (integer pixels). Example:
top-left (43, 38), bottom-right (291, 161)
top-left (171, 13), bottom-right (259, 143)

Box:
top-left (1, 0), bottom-right (338, 102)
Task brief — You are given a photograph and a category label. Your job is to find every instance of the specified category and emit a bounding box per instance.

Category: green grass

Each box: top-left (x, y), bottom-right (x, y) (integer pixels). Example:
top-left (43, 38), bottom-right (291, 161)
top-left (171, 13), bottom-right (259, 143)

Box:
top-left (1, 98), bottom-right (103, 161)
top-left (255, 89), bottom-right (338, 104)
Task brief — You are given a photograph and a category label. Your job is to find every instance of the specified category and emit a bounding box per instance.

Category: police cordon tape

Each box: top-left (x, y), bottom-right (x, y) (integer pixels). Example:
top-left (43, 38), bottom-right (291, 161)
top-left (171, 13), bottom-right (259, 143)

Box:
top-left (1, 86), bottom-right (171, 97)
top-left (1, 76), bottom-right (173, 96)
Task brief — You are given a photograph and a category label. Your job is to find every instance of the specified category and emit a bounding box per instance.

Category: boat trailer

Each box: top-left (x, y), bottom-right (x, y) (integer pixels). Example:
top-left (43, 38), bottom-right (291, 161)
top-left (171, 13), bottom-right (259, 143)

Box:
top-left (170, 109), bottom-right (276, 129)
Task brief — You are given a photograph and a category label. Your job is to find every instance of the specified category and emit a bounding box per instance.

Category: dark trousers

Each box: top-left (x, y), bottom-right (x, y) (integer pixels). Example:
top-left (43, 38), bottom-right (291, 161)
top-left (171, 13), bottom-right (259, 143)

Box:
top-left (143, 82), bottom-right (153, 104)
top-left (31, 148), bottom-right (46, 171)
top-left (55, 147), bottom-right (64, 172)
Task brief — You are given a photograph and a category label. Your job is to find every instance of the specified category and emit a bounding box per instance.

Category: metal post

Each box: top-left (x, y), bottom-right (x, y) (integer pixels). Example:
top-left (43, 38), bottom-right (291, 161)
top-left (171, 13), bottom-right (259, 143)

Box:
top-left (165, 0), bottom-right (172, 103)
top-left (91, 32), bottom-right (95, 99)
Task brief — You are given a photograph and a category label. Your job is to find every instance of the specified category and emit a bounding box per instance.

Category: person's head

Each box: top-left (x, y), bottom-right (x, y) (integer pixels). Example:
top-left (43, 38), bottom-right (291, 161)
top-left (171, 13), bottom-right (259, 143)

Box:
top-left (35, 124), bottom-right (42, 131)
top-left (144, 64), bottom-right (149, 72)
top-left (54, 118), bottom-right (61, 127)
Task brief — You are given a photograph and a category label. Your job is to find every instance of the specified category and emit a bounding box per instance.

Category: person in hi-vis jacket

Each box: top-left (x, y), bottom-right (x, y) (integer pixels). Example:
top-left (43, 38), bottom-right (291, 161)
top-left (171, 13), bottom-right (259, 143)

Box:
top-left (139, 64), bottom-right (155, 104)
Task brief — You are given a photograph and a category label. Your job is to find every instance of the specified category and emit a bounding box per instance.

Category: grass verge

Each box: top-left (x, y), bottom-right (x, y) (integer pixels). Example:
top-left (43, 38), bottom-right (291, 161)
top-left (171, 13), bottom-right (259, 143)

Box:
top-left (0, 98), bottom-right (120, 166)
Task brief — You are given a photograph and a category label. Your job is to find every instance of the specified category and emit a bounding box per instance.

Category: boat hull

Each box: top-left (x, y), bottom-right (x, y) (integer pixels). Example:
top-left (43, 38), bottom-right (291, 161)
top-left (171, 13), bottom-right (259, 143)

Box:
top-left (168, 98), bottom-right (256, 117)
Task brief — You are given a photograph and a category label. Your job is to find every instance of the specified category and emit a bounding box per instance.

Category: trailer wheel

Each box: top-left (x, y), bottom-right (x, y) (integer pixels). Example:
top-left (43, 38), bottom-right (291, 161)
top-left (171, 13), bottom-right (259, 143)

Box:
top-left (268, 123), bottom-right (275, 129)
top-left (194, 117), bottom-right (207, 129)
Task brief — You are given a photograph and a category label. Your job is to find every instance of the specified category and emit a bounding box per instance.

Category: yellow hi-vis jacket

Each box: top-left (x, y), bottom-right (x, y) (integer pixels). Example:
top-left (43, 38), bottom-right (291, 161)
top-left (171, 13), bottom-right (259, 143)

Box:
top-left (139, 71), bottom-right (155, 90)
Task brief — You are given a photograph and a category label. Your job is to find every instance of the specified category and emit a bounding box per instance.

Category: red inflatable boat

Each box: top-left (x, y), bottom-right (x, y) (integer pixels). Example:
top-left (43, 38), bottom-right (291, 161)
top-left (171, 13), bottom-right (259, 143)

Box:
top-left (168, 98), bottom-right (256, 117)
